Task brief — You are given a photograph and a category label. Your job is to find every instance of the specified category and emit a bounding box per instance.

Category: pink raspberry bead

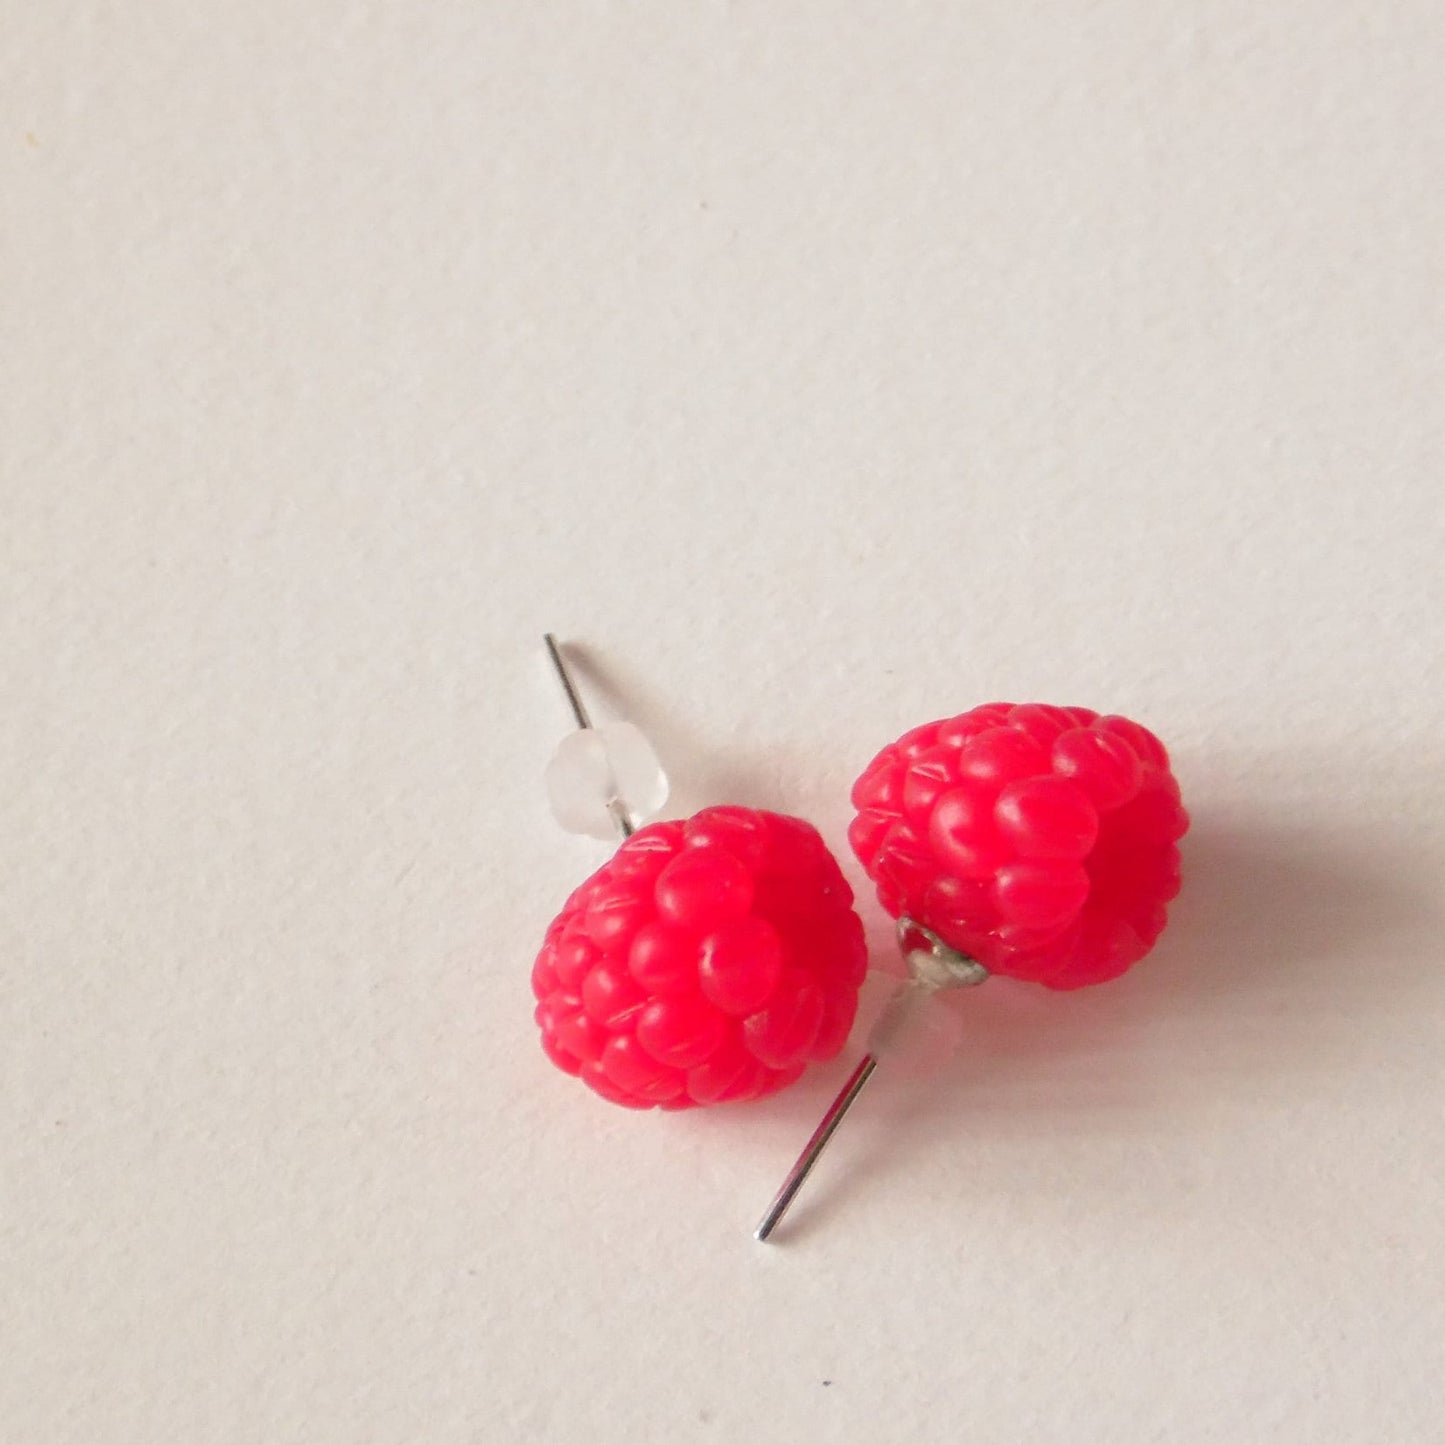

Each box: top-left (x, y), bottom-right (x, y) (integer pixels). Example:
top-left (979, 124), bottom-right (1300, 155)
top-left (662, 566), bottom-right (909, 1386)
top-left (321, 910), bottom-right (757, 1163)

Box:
top-left (532, 807), bottom-right (867, 1108)
top-left (849, 704), bottom-right (1188, 989)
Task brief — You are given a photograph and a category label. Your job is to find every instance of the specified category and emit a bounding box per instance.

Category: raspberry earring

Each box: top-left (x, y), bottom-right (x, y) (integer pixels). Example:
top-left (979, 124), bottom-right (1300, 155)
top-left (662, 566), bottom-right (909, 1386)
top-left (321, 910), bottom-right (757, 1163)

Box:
top-left (755, 702), bottom-right (1189, 1240)
top-left (531, 636), bottom-right (868, 1110)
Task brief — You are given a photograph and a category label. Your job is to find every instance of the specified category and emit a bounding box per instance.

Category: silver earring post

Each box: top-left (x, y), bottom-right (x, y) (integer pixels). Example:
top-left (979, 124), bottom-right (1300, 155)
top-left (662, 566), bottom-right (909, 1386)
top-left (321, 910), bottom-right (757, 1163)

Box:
top-left (543, 634), bottom-right (635, 839)
top-left (754, 918), bottom-right (989, 1241)
top-left (753, 1055), bottom-right (879, 1241)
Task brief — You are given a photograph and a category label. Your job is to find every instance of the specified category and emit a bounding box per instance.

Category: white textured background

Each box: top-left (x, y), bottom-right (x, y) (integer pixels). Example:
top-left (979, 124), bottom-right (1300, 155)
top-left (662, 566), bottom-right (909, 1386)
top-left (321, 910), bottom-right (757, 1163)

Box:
top-left (4, 4), bottom-right (1443, 1442)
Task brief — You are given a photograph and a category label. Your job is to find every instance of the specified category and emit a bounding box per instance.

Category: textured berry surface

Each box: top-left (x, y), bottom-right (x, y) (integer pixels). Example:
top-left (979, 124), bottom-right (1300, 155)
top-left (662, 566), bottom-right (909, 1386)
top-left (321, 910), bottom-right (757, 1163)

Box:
top-left (849, 704), bottom-right (1188, 989)
top-left (532, 807), bottom-right (867, 1109)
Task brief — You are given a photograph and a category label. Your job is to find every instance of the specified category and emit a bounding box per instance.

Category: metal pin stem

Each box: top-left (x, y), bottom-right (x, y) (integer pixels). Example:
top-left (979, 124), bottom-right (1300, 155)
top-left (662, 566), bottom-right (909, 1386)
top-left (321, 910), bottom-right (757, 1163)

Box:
top-left (543, 632), bottom-right (595, 733)
top-left (754, 921), bottom-right (989, 1242)
top-left (754, 1054), bottom-right (879, 1242)
top-left (543, 633), bottom-right (635, 839)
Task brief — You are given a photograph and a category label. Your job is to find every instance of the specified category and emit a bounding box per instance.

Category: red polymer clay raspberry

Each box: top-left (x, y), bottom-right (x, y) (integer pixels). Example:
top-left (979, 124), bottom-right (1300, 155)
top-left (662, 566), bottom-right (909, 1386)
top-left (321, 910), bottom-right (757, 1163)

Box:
top-left (532, 806), bottom-right (867, 1109)
top-left (848, 704), bottom-right (1188, 990)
